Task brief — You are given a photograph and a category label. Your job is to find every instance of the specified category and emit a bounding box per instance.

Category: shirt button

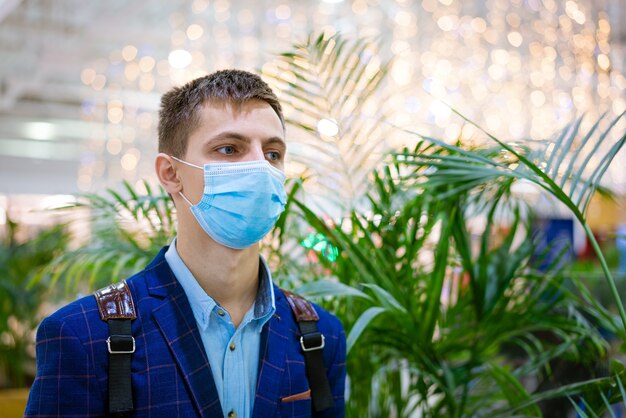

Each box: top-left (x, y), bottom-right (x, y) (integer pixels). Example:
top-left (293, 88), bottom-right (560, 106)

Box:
top-left (217, 309), bottom-right (225, 317)
top-left (228, 410), bottom-right (236, 418)
top-left (229, 342), bottom-right (236, 351)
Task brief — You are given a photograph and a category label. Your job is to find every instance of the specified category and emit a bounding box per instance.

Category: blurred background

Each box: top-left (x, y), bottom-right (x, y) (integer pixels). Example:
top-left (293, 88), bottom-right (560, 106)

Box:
top-left (0, 0), bottom-right (624, 231)
top-left (1, 0), bottom-right (626, 416)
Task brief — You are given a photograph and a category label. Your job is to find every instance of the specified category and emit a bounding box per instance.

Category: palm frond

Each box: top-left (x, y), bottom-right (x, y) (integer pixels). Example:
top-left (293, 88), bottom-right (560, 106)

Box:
top-left (38, 180), bottom-right (176, 292)
top-left (262, 32), bottom-right (394, 212)
top-left (393, 111), bottom-right (626, 334)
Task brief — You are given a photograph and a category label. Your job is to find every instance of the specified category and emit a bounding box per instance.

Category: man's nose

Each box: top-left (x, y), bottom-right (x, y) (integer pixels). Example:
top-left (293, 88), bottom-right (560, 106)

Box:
top-left (243, 143), bottom-right (265, 162)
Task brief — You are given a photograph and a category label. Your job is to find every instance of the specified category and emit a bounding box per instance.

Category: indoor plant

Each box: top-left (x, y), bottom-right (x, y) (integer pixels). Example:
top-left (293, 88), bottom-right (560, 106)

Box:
top-left (0, 217), bottom-right (69, 415)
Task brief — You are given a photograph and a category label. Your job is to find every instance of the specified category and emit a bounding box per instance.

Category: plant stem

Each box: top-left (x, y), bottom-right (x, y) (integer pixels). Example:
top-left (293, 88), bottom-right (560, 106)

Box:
top-left (583, 222), bottom-right (626, 333)
top-left (456, 333), bottom-right (480, 418)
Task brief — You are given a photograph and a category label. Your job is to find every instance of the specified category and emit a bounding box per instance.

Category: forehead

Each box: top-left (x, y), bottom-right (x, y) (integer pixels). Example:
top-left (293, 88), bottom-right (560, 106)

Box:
top-left (183, 99), bottom-right (286, 157)
top-left (195, 99), bottom-right (284, 133)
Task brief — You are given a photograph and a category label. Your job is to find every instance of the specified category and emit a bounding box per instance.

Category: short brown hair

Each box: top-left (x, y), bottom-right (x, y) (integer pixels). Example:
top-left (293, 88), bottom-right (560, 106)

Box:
top-left (157, 69), bottom-right (284, 157)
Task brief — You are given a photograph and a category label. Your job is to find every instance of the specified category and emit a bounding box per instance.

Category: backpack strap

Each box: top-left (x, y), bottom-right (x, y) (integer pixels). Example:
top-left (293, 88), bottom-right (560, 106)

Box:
top-left (282, 289), bottom-right (335, 412)
top-left (94, 281), bottom-right (136, 415)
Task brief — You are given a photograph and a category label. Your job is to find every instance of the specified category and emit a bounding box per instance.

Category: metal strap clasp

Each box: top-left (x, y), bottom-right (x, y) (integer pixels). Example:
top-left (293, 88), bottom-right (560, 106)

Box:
top-left (107, 335), bottom-right (136, 354)
top-left (300, 333), bottom-right (325, 352)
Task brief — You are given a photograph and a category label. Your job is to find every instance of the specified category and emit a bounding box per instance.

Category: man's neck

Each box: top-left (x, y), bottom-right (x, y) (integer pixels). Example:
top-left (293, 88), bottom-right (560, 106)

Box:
top-left (175, 231), bottom-right (260, 328)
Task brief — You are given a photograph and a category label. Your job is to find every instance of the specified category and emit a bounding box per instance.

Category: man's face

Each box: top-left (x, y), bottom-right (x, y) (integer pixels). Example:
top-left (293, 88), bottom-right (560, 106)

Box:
top-left (178, 99), bottom-right (286, 205)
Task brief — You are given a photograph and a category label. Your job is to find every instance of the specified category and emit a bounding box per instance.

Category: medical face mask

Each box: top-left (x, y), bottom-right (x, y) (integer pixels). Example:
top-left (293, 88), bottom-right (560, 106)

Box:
top-left (171, 156), bottom-right (287, 249)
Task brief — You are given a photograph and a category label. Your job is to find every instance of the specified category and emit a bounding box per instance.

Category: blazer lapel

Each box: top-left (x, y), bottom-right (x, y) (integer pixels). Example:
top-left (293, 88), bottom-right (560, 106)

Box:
top-left (147, 252), bottom-right (223, 418)
top-left (251, 287), bottom-right (289, 418)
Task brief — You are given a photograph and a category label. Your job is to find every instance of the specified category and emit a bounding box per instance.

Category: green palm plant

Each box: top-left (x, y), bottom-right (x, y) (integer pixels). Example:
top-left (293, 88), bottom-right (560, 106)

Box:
top-left (39, 180), bottom-right (176, 292)
top-left (294, 144), bottom-right (612, 416)
top-left (395, 110), bottom-right (626, 335)
top-left (270, 31), bottom-right (626, 416)
top-left (262, 32), bottom-right (393, 212)
top-left (568, 370), bottom-right (626, 417)
top-left (0, 218), bottom-right (69, 387)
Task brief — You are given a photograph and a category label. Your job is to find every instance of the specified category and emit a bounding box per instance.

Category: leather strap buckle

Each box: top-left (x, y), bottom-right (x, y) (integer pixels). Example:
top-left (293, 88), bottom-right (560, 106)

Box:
top-left (95, 281), bottom-right (137, 321)
top-left (107, 335), bottom-right (136, 354)
top-left (300, 332), bottom-right (325, 352)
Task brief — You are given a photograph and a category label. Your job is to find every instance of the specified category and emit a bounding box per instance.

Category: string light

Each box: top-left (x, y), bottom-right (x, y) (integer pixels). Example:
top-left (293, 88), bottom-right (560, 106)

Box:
top-left (168, 49), bottom-right (192, 69)
top-left (79, 0), bottom-right (624, 193)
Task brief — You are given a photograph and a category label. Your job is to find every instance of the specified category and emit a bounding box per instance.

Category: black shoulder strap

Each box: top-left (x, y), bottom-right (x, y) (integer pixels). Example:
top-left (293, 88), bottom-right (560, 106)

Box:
top-left (282, 289), bottom-right (335, 412)
top-left (94, 281), bottom-right (137, 416)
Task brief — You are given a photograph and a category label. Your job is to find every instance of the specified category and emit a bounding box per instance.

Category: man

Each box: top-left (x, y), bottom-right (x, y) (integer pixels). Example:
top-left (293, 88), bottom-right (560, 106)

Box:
top-left (25, 69), bottom-right (346, 417)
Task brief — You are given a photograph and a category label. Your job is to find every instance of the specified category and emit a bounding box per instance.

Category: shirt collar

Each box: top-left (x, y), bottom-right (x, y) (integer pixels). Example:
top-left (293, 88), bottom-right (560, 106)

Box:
top-left (164, 238), bottom-right (276, 331)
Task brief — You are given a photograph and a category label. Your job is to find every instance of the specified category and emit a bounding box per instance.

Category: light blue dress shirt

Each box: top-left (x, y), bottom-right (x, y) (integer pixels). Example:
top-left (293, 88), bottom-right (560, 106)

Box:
top-left (165, 239), bottom-right (276, 418)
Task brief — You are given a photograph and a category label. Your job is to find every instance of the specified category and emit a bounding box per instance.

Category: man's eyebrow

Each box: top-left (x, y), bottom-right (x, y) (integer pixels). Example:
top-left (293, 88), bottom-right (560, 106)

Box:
top-left (207, 131), bottom-right (250, 143)
top-left (207, 131), bottom-right (286, 148)
top-left (264, 136), bottom-right (287, 149)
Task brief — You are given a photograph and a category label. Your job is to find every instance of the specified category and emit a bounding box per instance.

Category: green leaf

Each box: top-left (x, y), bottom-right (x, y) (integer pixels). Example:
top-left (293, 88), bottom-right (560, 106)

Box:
top-left (346, 307), bottom-right (386, 354)
top-left (420, 213), bottom-right (452, 339)
top-left (297, 280), bottom-right (372, 300)
top-left (360, 283), bottom-right (407, 314)
top-left (493, 376), bottom-right (611, 417)
top-left (560, 114), bottom-right (605, 189)
top-left (579, 396), bottom-right (601, 418)
top-left (600, 390), bottom-right (617, 418)
top-left (569, 397), bottom-right (591, 418)
top-left (616, 374), bottom-right (626, 411)
top-left (570, 111), bottom-right (625, 204)
top-left (488, 364), bottom-right (542, 416)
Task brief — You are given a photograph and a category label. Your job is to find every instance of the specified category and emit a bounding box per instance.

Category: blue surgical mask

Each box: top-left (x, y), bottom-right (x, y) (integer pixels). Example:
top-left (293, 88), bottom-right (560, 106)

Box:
top-left (172, 156), bottom-right (287, 249)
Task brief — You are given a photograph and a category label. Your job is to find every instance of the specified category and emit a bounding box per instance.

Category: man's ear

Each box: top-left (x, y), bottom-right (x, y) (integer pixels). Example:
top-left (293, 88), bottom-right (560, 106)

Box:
top-left (155, 153), bottom-right (182, 195)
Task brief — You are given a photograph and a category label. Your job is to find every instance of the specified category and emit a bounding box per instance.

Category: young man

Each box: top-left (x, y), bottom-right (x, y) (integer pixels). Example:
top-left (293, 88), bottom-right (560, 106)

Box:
top-left (25, 70), bottom-right (346, 417)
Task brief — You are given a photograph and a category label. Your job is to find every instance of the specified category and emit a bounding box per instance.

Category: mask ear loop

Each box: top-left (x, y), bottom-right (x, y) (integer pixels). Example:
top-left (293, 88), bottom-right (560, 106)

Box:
top-left (170, 155), bottom-right (200, 206)
top-left (178, 191), bottom-right (194, 207)
top-left (170, 155), bottom-right (203, 169)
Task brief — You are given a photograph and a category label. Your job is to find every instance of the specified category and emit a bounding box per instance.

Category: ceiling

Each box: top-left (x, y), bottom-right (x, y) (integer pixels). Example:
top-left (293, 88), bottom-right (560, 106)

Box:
top-left (0, 0), bottom-right (625, 197)
top-left (0, 0), bottom-right (181, 194)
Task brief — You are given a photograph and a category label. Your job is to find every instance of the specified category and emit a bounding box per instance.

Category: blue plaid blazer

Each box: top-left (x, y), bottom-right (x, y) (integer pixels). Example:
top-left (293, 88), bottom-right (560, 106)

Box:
top-left (25, 247), bottom-right (346, 417)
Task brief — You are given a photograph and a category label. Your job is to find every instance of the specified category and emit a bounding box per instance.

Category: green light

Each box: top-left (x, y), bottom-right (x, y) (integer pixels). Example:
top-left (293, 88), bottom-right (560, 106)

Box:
top-left (301, 233), bottom-right (338, 262)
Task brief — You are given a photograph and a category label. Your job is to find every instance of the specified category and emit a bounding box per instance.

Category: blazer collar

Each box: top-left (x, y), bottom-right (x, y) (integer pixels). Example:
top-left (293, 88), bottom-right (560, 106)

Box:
top-left (146, 247), bottom-right (223, 417)
top-left (251, 285), bottom-right (289, 418)
top-left (145, 246), bottom-right (177, 298)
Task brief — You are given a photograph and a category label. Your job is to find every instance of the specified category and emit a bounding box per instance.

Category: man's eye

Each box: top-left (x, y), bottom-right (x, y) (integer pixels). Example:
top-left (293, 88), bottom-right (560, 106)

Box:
top-left (217, 146), bottom-right (236, 155)
top-left (265, 151), bottom-right (280, 161)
